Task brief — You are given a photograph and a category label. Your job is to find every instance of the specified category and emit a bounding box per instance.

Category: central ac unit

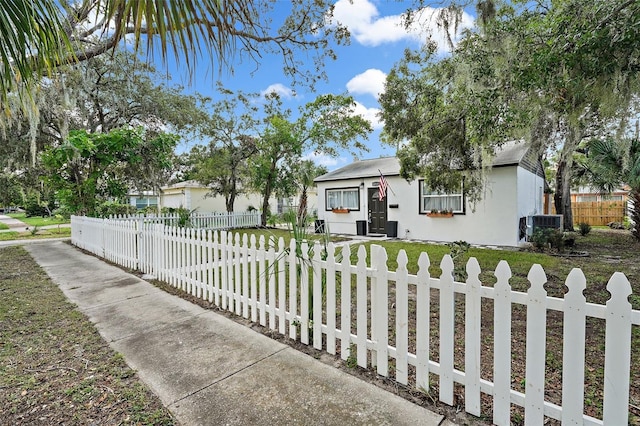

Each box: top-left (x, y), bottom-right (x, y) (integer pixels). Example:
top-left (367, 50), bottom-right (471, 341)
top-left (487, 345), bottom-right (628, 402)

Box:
top-left (526, 215), bottom-right (563, 237)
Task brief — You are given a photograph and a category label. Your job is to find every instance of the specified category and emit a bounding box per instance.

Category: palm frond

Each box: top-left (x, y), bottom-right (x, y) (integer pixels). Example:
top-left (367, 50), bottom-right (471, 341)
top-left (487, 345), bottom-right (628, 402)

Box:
top-left (0, 0), bottom-right (70, 105)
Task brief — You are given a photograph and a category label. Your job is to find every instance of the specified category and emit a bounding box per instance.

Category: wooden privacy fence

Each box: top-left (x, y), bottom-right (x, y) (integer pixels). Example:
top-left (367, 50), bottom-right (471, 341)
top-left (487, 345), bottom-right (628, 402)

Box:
top-left (551, 201), bottom-right (627, 226)
top-left (71, 219), bottom-right (638, 425)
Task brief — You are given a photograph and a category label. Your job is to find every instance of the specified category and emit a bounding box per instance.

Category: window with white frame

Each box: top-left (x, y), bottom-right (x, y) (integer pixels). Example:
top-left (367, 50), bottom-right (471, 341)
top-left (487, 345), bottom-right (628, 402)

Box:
top-left (326, 187), bottom-right (359, 210)
top-left (419, 181), bottom-right (463, 213)
top-left (135, 196), bottom-right (159, 210)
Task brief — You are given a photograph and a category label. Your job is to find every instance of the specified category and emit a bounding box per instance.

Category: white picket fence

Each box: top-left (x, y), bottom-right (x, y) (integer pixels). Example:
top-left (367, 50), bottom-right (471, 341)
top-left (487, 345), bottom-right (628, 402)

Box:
top-left (108, 211), bottom-right (261, 229)
top-left (70, 218), bottom-right (639, 425)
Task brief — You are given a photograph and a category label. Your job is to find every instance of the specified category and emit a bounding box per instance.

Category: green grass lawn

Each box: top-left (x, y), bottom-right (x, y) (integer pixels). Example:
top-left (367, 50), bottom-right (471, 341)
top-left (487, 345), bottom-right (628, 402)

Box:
top-left (0, 222), bottom-right (8, 230)
top-left (231, 227), bottom-right (349, 246)
top-left (7, 212), bottom-right (70, 227)
top-left (0, 228), bottom-right (71, 241)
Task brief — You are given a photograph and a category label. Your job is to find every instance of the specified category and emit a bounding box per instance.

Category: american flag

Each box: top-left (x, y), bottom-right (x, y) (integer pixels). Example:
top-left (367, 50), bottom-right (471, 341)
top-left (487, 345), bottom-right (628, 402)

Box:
top-left (379, 172), bottom-right (388, 201)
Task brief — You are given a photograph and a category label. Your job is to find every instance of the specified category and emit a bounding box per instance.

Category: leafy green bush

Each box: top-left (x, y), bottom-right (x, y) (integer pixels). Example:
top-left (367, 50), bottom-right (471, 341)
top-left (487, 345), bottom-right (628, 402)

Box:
top-left (531, 228), bottom-right (566, 251)
top-left (176, 207), bottom-right (194, 227)
top-left (578, 222), bottom-right (592, 236)
top-left (52, 206), bottom-right (72, 219)
top-left (141, 205), bottom-right (160, 215)
top-left (96, 202), bottom-right (137, 218)
top-left (25, 196), bottom-right (49, 217)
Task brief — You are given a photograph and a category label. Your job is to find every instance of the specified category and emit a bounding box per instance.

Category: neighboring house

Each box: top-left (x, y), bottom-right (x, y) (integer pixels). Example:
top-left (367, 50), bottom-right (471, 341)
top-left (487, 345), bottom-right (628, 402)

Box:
top-left (547, 185), bottom-right (630, 225)
top-left (159, 180), bottom-right (281, 215)
top-left (276, 188), bottom-right (319, 217)
top-left (571, 185), bottom-right (629, 203)
top-left (314, 141), bottom-right (546, 247)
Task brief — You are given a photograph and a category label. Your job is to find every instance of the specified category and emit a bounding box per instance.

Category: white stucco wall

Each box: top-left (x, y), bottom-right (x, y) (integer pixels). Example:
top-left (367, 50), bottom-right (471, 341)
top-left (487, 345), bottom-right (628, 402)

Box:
top-left (160, 189), bottom-right (187, 209)
top-left (516, 166), bottom-right (545, 223)
top-left (160, 185), bottom-right (279, 214)
top-left (317, 166), bottom-right (544, 247)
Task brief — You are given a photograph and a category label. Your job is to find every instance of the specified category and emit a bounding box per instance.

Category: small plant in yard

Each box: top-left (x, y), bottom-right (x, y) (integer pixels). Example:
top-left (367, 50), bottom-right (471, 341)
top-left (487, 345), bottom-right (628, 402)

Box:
top-left (176, 207), bottom-right (196, 227)
top-left (55, 214), bottom-right (64, 233)
top-left (448, 240), bottom-right (470, 280)
top-left (531, 228), bottom-right (566, 251)
top-left (346, 344), bottom-right (358, 369)
top-left (578, 222), bottom-right (592, 236)
top-left (29, 225), bottom-right (39, 236)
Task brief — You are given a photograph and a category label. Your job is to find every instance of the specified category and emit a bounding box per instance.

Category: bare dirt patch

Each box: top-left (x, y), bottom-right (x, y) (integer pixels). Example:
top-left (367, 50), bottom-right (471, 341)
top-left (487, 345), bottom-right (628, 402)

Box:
top-left (0, 246), bottom-right (175, 425)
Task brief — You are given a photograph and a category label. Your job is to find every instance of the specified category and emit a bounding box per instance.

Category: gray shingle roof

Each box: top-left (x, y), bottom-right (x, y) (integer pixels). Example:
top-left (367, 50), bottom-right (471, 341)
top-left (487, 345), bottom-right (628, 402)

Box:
top-left (315, 141), bottom-right (531, 183)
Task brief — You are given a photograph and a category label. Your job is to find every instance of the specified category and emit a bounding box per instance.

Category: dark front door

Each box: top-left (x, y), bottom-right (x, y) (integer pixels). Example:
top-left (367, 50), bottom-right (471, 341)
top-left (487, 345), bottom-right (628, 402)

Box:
top-left (368, 188), bottom-right (387, 234)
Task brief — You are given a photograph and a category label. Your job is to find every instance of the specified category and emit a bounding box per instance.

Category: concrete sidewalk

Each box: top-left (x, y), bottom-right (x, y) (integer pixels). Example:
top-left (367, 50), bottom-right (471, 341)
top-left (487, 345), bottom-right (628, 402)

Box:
top-left (0, 213), bottom-right (72, 234)
top-left (0, 213), bottom-right (29, 231)
top-left (25, 241), bottom-right (448, 426)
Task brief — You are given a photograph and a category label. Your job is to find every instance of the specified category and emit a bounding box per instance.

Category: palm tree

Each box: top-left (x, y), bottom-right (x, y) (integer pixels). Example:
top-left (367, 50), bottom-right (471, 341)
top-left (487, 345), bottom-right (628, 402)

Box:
top-left (586, 137), bottom-right (640, 239)
top-left (2, 0), bottom-right (238, 104)
top-left (294, 160), bottom-right (327, 228)
top-left (0, 0), bottom-right (342, 106)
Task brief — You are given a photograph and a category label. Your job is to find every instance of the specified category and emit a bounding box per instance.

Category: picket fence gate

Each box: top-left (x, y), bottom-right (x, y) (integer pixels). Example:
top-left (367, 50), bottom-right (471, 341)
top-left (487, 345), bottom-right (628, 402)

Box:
top-left (70, 217), bottom-right (639, 425)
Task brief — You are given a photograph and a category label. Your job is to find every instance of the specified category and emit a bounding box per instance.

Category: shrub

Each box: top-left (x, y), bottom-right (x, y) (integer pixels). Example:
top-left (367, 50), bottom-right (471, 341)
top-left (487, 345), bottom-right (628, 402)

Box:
top-left (531, 228), bottom-right (566, 251)
top-left (141, 205), bottom-right (160, 215)
top-left (25, 196), bottom-right (48, 217)
top-left (96, 202), bottom-right (136, 218)
top-left (52, 206), bottom-right (72, 219)
top-left (578, 222), bottom-right (592, 236)
top-left (176, 207), bottom-right (194, 227)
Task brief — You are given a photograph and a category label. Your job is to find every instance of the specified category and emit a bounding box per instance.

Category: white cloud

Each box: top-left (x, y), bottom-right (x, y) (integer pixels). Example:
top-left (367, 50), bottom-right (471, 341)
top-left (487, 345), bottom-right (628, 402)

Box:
top-left (303, 152), bottom-right (348, 169)
top-left (331, 0), bottom-right (474, 53)
top-left (353, 101), bottom-right (383, 130)
top-left (260, 83), bottom-right (295, 99)
top-left (346, 69), bottom-right (387, 99)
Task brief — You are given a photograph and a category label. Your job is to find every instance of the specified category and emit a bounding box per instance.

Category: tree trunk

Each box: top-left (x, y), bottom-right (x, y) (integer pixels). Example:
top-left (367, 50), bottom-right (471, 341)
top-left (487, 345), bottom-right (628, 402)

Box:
top-left (226, 177), bottom-right (237, 213)
top-left (554, 159), bottom-right (574, 231)
top-left (553, 162), bottom-right (564, 216)
top-left (261, 188), bottom-right (271, 227)
top-left (261, 164), bottom-right (276, 226)
top-left (297, 187), bottom-right (308, 228)
top-left (630, 188), bottom-right (640, 241)
top-left (554, 124), bottom-right (582, 231)
top-left (225, 194), bottom-right (235, 213)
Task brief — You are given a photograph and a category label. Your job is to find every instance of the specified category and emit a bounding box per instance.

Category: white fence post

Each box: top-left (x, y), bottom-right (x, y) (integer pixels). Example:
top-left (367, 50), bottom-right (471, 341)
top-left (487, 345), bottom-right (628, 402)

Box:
top-left (439, 255), bottom-right (455, 405)
top-left (464, 258), bottom-right (482, 416)
top-left (300, 240), bottom-right (310, 345)
top-left (525, 264), bottom-right (548, 424)
top-left (415, 252), bottom-right (431, 392)
top-left (258, 236), bottom-right (267, 326)
top-left (249, 234), bottom-right (258, 320)
top-left (242, 234), bottom-right (250, 319)
top-left (340, 244), bottom-right (352, 362)
top-left (395, 249), bottom-right (409, 385)
top-left (493, 261), bottom-right (512, 426)
top-left (288, 238), bottom-right (298, 340)
top-left (603, 272), bottom-right (632, 425)
top-left (374, 244), bottom-right (388, 376)
top-left (562, 268), bottom-right (587, 424)
top-left (325, 243), bottom-right (336, 355)
top-left (356, 245), bottom-right (368, 368)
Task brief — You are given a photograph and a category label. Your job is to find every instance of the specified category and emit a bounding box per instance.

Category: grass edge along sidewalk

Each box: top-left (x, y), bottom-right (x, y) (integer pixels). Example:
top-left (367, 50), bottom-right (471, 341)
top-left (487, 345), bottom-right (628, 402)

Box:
top-left (0, 246), bottom-right (175, 425)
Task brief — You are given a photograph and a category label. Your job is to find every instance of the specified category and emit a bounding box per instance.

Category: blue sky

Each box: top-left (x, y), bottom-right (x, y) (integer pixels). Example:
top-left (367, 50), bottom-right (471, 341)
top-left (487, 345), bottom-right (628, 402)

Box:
top-left (158, 0), bottom-right (475, 170)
